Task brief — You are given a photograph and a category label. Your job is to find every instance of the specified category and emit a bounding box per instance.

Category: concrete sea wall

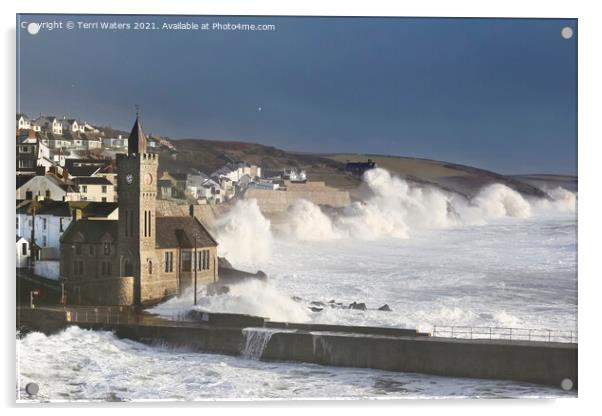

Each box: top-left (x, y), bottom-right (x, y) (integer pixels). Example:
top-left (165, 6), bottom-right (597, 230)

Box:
top-left (17, 307), bottom-right (577, 390)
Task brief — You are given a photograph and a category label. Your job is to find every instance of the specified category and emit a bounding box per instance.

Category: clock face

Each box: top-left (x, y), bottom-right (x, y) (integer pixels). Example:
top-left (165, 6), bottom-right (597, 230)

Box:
top-left (126, 173), bottom-right (134, 184)
top-left (144, 173), bottom-right (153, 185)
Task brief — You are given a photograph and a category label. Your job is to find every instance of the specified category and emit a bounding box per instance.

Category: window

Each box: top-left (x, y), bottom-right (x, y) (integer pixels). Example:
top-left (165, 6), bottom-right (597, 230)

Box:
top-left (148, 211), bottom-right (151, 237)
top-left (129, 211), bottom-right (134, 236)
top-left (42, 218), bottom-right (47, 230)
top-left (73, 261), bottom-right (84, 276)
top-left (75, 243), bottom-right (82, 255)
top-left (59, 218), bottom-right (64, 232)
top-left (182, 251), bottom-right (191, 272)
top-left (25, 191), bottom-right (33, 200)
top-left (148, 261), bottom-right (153, 274)
top-left (144, 210), bottom-right (147, 237)
top-left (42, 236), bottom-right (47, 246)
top-left (80, 185), bottom-right (88, 193)
top-left (89, 244), bottom-right (95, 256)
top-left (204, 249), bottom-right (210, 270)
top-left (16, 217), bottom-right (18, 230)
top-left (164, 251), bottom-right (173, 273)
top-left (101, 261), bottom-right (112, 276)
top-left (103, 243), bottom-right (110, 256)
top-left (101, 185), bottom-right (107, 193)
top-left (102, 197), bottom-right (107, 202)
top-left (21, 242), bottom-right (27, 255)
top-left (45, 190), bottom-right (51, 199)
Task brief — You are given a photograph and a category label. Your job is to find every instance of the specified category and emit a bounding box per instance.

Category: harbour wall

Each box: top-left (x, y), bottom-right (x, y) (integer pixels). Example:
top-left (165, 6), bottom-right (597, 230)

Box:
top-left (244, 181), bottom-right (351, 213)
top-left (17, 307), bottom-right (577, 390)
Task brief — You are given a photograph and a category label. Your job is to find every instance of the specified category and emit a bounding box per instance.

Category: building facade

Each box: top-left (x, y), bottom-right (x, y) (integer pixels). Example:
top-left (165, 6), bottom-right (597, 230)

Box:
top-left (60, 116), bottom-right (218, 306)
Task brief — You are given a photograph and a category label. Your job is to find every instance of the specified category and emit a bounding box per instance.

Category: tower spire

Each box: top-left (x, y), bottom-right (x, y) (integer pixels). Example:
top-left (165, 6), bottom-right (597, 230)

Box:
top-left (127, 111), bottom-right (147, 155)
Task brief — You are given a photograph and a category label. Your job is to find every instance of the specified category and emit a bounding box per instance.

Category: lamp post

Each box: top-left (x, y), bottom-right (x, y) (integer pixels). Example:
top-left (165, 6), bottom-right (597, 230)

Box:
top-left (193, 235), bottom-right (197, 306)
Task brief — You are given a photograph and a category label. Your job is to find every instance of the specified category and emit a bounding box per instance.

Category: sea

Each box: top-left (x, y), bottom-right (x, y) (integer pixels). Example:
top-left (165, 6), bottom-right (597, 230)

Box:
top-left (17, 170), bottom-right (577, 401)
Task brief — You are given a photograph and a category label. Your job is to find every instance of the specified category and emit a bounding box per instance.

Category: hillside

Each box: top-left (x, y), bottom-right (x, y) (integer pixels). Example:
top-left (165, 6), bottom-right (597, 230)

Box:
top-left (159, 139), bottom-right (361, 190)
top-left (159, 139), bottom-right (574, 199)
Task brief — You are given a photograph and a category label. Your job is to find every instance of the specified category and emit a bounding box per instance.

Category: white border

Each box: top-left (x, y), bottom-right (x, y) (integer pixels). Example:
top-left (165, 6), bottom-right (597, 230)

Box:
top-left (2, 0), bottom-right (601, 414)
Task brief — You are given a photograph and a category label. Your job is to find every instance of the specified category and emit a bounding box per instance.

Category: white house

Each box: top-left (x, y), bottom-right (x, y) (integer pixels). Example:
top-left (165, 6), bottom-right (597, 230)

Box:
top-left (33, 116), bottom-right (63, 135)
top-left (74, 176), bottom-right (116, 202)
top-left (16, 236), bottom-right (30, 268)
top-left (211, 162), bottom-right (262, 183)
top-left (16, 175), bottom-right (80, 201)
top-left (17, 114), bottom-right (31, 130)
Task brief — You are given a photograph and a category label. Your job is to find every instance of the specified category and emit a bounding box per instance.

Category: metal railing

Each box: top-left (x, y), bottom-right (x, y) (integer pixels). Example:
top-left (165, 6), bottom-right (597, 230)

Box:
top-left (431, 325), bottom-right (577, 343)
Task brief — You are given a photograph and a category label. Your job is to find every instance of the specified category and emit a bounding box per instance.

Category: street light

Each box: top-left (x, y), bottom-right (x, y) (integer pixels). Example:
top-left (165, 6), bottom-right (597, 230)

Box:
top-left (193, 235), bottom-right (197, 306)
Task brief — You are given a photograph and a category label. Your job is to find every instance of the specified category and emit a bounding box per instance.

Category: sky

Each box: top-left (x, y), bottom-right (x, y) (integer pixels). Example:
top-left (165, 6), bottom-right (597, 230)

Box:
top-left (17, 15), bottom-right (577, 175)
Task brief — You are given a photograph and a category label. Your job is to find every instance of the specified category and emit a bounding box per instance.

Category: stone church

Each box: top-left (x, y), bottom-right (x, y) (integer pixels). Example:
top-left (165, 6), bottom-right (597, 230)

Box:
top-left (60, 116), bottom-right (218, 306)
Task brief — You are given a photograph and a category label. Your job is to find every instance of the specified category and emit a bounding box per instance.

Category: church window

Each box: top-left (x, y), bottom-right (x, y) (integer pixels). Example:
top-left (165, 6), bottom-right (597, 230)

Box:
top-left (182, 251), bottom-right (191, 272)
top-left (164, 251), bottom-right (173, 273)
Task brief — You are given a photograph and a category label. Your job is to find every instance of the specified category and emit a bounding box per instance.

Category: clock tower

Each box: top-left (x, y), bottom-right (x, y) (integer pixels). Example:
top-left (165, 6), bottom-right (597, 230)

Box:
top-left (116, 115), bottom-right (158, 305)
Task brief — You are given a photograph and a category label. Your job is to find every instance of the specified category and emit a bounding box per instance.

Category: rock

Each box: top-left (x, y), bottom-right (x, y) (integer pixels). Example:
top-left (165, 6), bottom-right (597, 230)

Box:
top-left (291, 296), bottom-right (303, 302)
top-left (309, 306), bottom-right (324, 312)
top-left (310, 300), bottom-right (325, 307)
top-left (378, 304), bottom-right (392, 312)
top-left (349, 302), bottom-right (367, 311)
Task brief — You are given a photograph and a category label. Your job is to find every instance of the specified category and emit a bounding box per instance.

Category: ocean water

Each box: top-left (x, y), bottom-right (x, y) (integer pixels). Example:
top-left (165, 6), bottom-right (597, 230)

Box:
top-left (16, 172), bottom-right (578, 400)
top-left (17, 327), bottom-right (575, 401)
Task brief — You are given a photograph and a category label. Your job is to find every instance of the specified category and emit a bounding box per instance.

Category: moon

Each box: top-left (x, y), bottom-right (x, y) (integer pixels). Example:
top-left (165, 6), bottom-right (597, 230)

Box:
top-left (258, 107), bottom-right (262, 112)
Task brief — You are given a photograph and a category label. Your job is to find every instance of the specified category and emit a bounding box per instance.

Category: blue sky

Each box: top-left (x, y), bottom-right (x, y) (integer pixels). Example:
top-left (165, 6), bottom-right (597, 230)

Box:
top-left (17, 15), bottom-right (577, 174)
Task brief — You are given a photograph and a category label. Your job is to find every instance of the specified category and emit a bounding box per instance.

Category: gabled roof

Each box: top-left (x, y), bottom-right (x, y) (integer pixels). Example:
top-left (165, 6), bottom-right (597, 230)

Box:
top-left (155, 216), bottom-right (218, 249)
top-left (16, 174), bottom-right (78, 193)
top-left (60, 219), bottom-right (118, 244)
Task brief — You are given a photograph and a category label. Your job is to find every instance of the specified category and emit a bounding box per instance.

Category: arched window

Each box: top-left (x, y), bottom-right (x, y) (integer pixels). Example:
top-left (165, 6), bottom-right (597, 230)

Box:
top-left (123, 259), bottom-right (132, 276)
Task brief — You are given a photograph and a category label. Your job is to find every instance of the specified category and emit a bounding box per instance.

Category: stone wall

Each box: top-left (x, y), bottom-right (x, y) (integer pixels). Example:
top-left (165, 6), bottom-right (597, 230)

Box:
top-left (65, 276), bottom-right (134, 305)
top-left (244, 181), bottom-right (351, 213)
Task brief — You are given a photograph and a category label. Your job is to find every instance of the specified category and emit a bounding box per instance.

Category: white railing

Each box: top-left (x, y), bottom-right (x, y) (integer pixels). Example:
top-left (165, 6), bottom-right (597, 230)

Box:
top-left (431, 325), bottom-right (577, 343)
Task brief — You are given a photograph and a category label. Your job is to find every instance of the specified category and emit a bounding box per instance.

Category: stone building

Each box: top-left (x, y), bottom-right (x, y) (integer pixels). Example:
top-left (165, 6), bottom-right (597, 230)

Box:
top-left (60, 116), bottom-right (218, 306)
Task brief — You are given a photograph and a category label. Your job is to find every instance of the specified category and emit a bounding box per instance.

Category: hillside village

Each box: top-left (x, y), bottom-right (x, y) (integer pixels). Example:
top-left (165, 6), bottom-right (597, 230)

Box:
top-left (16, 113), bottom-right (351, 284)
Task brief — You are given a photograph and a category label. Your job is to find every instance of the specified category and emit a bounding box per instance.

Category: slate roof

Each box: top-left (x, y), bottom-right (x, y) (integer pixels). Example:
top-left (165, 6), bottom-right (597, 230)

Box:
top-left (74, 176), bottom-right (113, 185)
top-left (60, 219), bottom-right (118, 243)
top-left (16, 200), bottom-right (118, 218)
top-left (155, 216), bottom-right (218, 249)
top-left (65, 158), bottom-right (111, 177)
